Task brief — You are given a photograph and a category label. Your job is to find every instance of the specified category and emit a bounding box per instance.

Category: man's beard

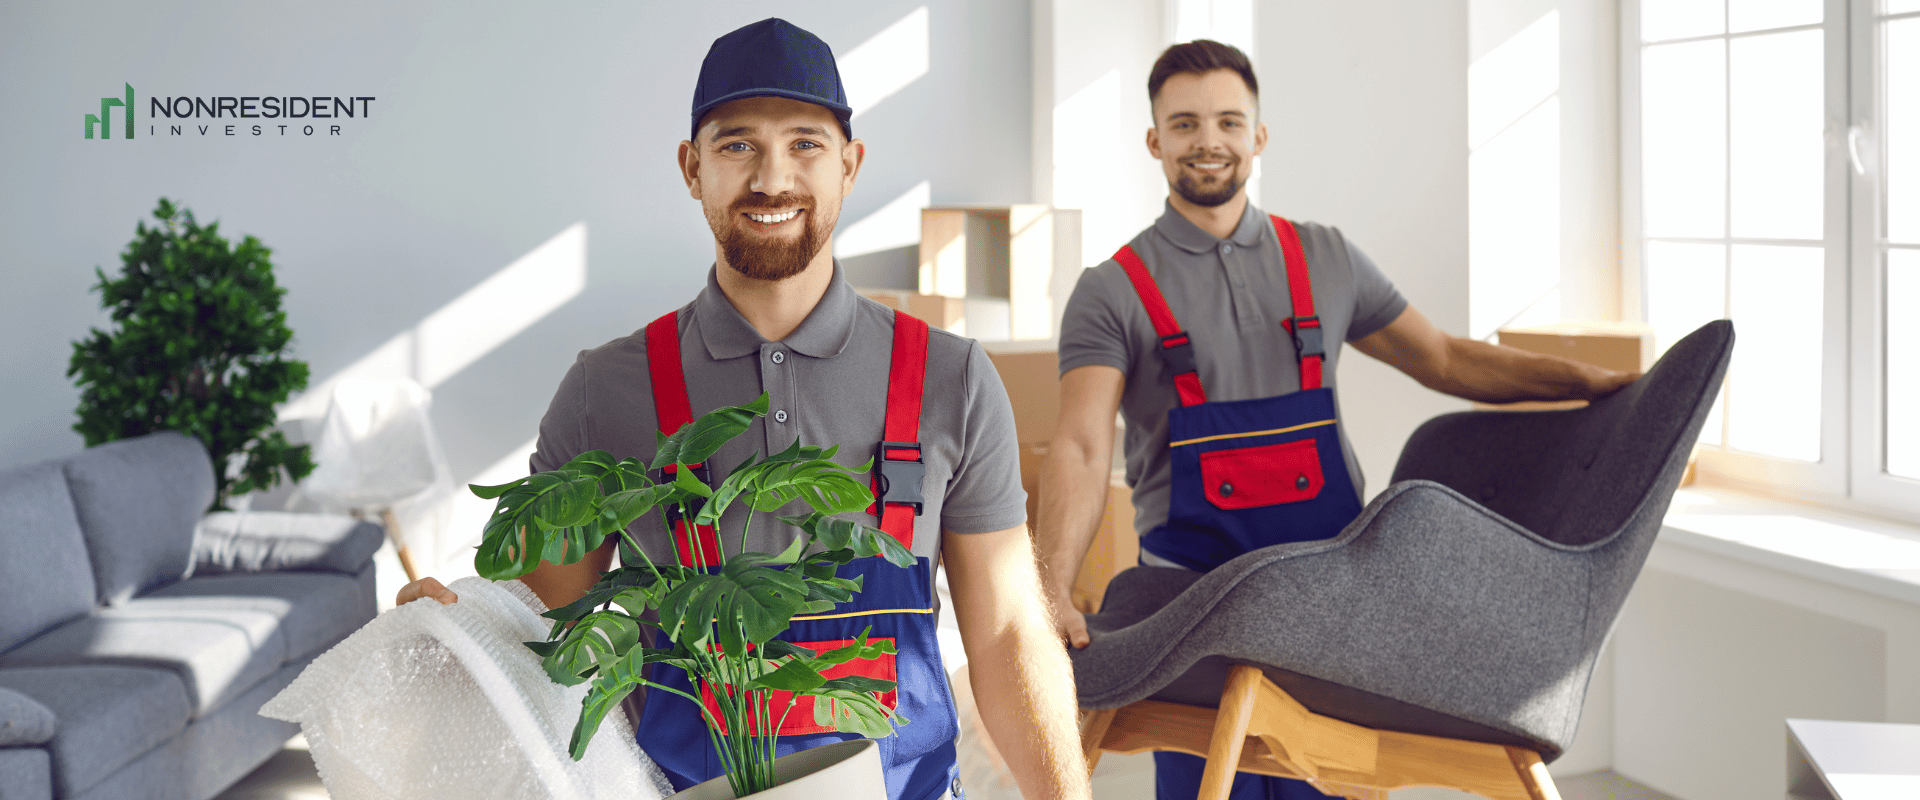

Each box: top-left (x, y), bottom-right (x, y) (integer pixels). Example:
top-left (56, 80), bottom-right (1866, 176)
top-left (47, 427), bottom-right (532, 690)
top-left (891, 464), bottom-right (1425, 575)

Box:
top-left (1172, 157), bottom-right (1245, 208)
top-left (708, 192), bottom-right (834, 282)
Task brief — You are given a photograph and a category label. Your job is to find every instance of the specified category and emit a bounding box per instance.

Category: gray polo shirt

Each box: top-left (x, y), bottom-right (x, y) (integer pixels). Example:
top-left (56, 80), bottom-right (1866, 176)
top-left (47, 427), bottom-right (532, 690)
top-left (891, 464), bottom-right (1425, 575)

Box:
top-left (1058, 202), bottom-right (1408, 542)
top-left (531, 263), bottom-right (1027, 565)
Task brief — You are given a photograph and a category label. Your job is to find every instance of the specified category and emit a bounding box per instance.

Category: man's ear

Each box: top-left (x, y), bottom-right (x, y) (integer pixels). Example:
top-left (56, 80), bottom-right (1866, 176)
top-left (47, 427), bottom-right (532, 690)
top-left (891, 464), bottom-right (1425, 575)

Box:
top-left (1253, 120), bottom-right (1269, 157)
top-left (678, 139), bottom-right (702, 200)
top-left (841, 137), bottom-right (867, 193)
top-left (1146, 125), bottom-right (1162, 160)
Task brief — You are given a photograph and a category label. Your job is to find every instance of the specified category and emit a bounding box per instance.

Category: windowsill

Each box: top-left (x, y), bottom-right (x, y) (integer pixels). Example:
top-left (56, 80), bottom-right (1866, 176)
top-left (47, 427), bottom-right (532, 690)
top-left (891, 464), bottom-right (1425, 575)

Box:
top-left (1659, 487), bottom-right (1920, 607)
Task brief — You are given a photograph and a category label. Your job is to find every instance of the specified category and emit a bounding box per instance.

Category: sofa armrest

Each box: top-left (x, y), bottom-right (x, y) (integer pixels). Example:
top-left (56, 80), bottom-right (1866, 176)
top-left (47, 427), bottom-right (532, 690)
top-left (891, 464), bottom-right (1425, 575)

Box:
top-left (0, 686), bottom-right (56, 747)
top-left (192, 511), bottom-right (385, 576)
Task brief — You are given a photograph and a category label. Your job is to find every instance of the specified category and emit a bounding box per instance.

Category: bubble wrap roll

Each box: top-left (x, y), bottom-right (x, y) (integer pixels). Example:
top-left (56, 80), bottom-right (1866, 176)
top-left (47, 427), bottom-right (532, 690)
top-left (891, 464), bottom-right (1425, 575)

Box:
top-left (261, 577), bottom-right (673, 800)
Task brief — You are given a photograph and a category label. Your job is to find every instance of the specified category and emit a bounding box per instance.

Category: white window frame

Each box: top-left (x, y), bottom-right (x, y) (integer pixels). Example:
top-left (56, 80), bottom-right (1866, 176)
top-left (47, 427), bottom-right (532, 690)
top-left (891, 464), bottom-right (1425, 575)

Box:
top-left (1622, 0), bottom-right (1920, 523)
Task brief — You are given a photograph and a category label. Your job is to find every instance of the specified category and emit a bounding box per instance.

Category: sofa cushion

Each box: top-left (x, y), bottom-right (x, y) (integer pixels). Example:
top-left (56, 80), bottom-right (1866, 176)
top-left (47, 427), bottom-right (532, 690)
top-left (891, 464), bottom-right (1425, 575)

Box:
top-left (0, 748), bottom-right (52, 800)
top-left (0, 599), bottom-right (287, 718)
top-left (192, 511), bottom-right (385, 576)
top-left (146, 567), bottom-right (377, 663)
top-left (0, 685), bottom-right (57, 746)
top-left (0, 666), bottom-right (192, 799)
top-left (62, 431), bottom-right (214, 606)
top-left (0, 462), bottom-right (98, 654)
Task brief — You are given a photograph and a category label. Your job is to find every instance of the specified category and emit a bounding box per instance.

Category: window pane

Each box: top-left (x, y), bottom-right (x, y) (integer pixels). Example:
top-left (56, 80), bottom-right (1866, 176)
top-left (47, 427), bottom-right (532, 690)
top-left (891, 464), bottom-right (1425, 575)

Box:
top-left (1730, 30), bottom-right (1825, 241)
top-left (1727, 244), bottom-right (1823, 461)
top-left (1730, 0), bottom-right (1822, 32)
top-left (1644, 41), bottom-right (1728, 238)
top-left (1646, 241), bottom-right (1728, 446)
top-left (1644, 0), bottom-right (1724, 41)
top-left (1887, 1), bottom-right (1920, 15)
top-left (1889, 251), bottom-right (1920, 479)
top-left (1889, 18), bottom-right (1920, 244)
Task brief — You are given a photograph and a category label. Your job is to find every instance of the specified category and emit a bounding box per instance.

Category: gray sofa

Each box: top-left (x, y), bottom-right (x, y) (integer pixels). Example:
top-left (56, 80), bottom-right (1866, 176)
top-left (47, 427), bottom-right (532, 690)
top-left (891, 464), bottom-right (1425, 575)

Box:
top-left (0, 431), bottom-right (383, 800)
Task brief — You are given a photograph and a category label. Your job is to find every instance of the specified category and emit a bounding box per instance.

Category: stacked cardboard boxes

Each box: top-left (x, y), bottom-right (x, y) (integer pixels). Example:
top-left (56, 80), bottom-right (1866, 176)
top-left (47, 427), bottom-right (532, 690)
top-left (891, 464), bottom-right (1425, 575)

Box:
top-left (1485, 322), bottom-right (1655, 411)
top-left (983, 340), bottom-right (1138, 613)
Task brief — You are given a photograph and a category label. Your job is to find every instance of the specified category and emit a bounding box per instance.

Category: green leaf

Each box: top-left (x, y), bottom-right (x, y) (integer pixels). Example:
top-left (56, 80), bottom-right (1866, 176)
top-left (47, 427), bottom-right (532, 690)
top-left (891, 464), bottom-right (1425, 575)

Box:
top-left (779, 513), bottom-right (916, 567)
top-left (541, 612), bottom-right (641, 687)
top-left (603, 484), bottom-right (678, 528)
top-left (810, 689), bottom-right (899, 738)
top-left (652, 392), bottom-right (769, 470)
top-left (672, 465), bottom-right (714, 498)
top-left (749, 659), bottom-right (827, 693)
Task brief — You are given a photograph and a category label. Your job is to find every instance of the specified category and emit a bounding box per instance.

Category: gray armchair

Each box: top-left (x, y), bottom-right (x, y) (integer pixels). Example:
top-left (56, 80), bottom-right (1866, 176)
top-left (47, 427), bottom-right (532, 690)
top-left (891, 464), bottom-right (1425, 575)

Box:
top-left (1071, 320), bottom-right (1734, 799)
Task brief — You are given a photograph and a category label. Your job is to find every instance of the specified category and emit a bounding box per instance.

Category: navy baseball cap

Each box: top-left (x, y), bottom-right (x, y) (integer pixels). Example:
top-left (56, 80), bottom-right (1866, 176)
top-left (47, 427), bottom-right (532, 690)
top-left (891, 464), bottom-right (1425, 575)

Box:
top-left (690, 18), bottom-right (853, 141)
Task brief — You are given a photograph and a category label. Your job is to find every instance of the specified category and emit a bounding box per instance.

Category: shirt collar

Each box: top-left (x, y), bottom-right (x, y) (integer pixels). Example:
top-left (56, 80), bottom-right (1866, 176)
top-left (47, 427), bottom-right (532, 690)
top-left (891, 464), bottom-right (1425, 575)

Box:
top-left (1152, 199), bottom-right (1268, 254)
top-left (692, 260), bottom-right (858, 361)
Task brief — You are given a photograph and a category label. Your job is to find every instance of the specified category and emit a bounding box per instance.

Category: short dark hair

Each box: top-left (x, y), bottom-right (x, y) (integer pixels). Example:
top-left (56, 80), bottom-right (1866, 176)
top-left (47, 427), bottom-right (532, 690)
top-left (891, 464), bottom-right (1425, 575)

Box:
top-left (1147, 40), bottom-right (1258, 109)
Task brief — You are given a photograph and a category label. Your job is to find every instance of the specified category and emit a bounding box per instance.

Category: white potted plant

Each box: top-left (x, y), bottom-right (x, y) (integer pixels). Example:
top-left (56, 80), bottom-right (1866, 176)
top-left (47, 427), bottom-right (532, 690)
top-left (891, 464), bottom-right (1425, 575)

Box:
top-left (471, 393), bottom-right (911, 799)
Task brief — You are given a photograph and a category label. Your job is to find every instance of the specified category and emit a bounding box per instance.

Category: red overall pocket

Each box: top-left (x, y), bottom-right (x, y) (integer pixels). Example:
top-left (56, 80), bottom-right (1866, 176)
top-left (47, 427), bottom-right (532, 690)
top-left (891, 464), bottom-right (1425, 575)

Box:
top-left (700, 637), bottom-right (899, 736)
top-left (1199, 438), bottom-right (1325, 510)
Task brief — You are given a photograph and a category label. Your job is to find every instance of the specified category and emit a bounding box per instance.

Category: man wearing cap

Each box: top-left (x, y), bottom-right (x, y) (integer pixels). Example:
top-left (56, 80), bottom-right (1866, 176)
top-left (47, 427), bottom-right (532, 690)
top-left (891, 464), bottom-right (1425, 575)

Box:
top-left (398, 18), bottom-right (1088, 800)
top-left (1034, 40), bottom-right (1635, 800)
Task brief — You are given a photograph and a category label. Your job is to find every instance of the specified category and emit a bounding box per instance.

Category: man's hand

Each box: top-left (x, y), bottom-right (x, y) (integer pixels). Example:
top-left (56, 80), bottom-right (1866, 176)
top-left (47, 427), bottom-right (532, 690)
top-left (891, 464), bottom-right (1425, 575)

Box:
top-left (396, 577), bottom-right (459, 606)
top-left (1353, 306), bottom-right (1644, 404)
top-left (1054, 595), bottom-right (1091, 649)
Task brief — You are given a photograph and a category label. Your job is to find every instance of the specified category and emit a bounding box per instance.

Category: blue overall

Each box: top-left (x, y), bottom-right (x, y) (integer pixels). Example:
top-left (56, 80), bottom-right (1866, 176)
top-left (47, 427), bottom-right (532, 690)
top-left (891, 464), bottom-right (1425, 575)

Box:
top-left (1117, 216), bottom-right (1362, 800)
top-left (635, 311), bottom-right (963, 800)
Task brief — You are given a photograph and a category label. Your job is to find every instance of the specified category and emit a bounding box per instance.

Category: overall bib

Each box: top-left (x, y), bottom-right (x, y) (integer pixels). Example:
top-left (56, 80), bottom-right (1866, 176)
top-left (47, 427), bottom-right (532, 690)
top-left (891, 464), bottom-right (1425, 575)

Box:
top-left (636, 310), bottom-right (964, 800)
top-left (1118, 216), bottom-right (1362, 800)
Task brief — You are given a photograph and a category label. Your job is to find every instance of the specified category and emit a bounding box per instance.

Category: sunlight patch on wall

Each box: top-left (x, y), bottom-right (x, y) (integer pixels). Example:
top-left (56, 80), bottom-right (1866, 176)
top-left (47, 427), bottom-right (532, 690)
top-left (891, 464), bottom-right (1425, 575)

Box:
top-left (1468, 10), bottom-right (1561, 340)
top-left (834, 180), bottom-right (931, 259)
top-left (841, 6), bottom-right (930, 121)
top-left (281, 223), bottom-right (588, 420)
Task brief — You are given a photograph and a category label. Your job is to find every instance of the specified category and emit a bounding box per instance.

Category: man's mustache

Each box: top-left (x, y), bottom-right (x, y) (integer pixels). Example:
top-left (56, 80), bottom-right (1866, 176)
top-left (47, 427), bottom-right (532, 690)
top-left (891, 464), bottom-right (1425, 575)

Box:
top-left (730, 193), bottom-right (814, 212)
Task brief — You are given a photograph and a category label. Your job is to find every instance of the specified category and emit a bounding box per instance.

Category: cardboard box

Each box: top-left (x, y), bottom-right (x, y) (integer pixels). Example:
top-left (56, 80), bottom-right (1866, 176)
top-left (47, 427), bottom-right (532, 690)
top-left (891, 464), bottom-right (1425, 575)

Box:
top-left (1073, 472), bottom-right (1136, 613)
top-left (1484, 322), bottom-right (1656, 411)
top-left (918, 205), bottom-right (1082, 340)
top-left (983, 339), bottom-right (1060, 445)
top-left (854, 288), bottom-right (969, 332)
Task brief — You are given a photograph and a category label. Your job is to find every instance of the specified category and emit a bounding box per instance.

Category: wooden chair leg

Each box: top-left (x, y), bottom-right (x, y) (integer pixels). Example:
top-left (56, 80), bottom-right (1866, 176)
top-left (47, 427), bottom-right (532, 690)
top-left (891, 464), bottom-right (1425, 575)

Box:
top-left (1197, 665), bottom-right (1263, 800)
top-left (1505, 748), bottom-right (1564, 800)
top-left (380, 508), bottom-right (421, 583)
top-left (1079, 708), bottom-right (1117, 774)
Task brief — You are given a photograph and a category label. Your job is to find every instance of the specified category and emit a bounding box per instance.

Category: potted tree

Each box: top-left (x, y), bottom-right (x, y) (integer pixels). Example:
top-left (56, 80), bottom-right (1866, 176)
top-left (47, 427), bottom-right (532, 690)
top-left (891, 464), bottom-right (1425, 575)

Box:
top-left (68, 198), bottom-right (314, 509)
top-left (470, 393), bottom-right (912, 799)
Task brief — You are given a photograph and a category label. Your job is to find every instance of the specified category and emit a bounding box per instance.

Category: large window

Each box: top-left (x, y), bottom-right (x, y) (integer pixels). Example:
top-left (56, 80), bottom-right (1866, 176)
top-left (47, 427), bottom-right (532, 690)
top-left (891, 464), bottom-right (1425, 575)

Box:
top-left (1629, 0), bottom-right (1920, 520)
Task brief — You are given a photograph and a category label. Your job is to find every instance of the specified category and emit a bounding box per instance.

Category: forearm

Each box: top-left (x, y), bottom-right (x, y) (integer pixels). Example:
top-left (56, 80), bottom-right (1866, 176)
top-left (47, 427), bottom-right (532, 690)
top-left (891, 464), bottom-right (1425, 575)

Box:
top-left (1429, 338), bottom-right (1631, 404)
top-left (1035, 434), bottom-right (1113, 605)
top-left (962, 584), bottom-right (1092, 799)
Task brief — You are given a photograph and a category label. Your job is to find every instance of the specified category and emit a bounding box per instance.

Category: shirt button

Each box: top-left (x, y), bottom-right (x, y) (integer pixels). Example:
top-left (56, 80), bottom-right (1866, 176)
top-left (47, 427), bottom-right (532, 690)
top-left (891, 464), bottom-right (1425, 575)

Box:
top-left (770, 351), bottom-right (785, 365)
top-left (1222, 243), bottom-right (1234, 254)
top-left (774, 410), bottom-right (788, 423)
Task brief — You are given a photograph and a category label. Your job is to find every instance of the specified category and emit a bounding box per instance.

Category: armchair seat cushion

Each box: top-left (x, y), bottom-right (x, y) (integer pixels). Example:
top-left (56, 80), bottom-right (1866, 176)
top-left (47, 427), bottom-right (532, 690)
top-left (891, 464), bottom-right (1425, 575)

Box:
top-left (0, 666), bottom-right (193, 798)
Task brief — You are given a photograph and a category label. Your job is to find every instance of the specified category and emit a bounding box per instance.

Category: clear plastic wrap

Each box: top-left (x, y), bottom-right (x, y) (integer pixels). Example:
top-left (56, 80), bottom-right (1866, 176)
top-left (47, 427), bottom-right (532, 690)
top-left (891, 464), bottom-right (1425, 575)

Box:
top-left (261, 577), bottom-right (672, 800)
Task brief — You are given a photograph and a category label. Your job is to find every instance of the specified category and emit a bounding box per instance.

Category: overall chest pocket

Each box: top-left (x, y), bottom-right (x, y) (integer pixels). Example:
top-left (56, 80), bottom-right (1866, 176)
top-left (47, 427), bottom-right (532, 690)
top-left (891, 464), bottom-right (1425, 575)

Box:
top-left (1199, 437), bottom-right (1326, 510)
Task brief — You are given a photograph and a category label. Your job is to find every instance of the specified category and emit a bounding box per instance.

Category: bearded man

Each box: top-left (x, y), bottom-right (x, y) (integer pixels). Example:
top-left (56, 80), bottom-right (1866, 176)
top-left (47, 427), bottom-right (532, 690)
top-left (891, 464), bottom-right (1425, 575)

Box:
top-left (400, 18), bottom-right (1088, 800)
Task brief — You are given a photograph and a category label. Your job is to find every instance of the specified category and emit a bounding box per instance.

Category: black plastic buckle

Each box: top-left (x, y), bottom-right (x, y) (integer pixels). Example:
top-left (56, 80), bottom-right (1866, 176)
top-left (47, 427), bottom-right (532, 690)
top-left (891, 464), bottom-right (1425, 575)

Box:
top-left (1290, 317), bottom-right (1325, 359)
top-left (875, 441), bottom-right (926, 516)
top-left (1158, 331), bottom-right (1199, 377)
top-left (662, 462), bottom-right (713, 526)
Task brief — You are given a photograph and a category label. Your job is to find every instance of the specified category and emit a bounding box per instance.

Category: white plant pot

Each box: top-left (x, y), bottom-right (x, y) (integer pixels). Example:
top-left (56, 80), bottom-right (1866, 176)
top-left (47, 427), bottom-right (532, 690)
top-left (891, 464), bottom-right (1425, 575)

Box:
top-left (666, 738), bottom-right (887, 800)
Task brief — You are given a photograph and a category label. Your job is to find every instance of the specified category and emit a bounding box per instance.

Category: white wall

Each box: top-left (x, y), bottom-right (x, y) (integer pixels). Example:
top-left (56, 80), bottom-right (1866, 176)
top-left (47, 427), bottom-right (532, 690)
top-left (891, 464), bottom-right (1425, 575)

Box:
top-left (1257, 1), bottom-right (1473, 497)
top-left (1, 1), bottom-right (1032, 559)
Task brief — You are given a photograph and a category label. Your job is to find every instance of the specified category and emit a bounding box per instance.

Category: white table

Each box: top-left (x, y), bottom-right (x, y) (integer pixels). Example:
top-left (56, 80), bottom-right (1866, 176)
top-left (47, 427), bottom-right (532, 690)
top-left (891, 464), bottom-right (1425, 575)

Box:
top-left (1787, 718), bottom-right (1920, 799)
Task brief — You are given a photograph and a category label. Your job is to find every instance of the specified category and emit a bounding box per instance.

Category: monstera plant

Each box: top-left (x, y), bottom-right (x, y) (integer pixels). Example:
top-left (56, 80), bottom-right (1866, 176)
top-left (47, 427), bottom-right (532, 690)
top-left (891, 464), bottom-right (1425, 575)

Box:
top-left (470, 393), bottom-right (913, 798)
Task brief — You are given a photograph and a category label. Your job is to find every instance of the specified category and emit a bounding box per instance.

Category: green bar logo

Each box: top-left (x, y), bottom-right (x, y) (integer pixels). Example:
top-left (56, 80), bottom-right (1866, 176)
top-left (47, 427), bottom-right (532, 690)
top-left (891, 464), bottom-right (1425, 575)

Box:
top-left (84, 84), bottom-right (135, 139)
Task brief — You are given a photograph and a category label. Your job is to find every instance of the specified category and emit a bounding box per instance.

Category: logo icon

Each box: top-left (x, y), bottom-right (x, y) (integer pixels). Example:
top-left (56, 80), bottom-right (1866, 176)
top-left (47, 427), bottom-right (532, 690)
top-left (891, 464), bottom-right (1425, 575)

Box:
top-left (85, 84), bottom-right (134, 140)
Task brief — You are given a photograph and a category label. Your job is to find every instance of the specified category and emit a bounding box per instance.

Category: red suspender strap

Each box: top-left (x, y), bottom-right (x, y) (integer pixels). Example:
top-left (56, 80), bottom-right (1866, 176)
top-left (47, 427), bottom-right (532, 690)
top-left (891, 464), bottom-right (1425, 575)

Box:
top-left (1114, 245), bottom-right (1208, 406)
top-left (644, 311), bottom-right (722, 567)
top-left (869, 311), bottom-right (929, 550)
top-left (1270, 216), bottom-right (1324, 391)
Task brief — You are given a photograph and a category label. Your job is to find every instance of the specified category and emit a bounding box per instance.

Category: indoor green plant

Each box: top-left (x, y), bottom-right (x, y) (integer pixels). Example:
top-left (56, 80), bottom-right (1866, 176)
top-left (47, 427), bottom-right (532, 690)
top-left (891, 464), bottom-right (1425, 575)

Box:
top-left (470, 392), bottom-right (913, 798)
top-left (68, 198), bottom-right (314, 509)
